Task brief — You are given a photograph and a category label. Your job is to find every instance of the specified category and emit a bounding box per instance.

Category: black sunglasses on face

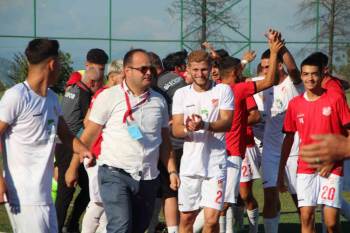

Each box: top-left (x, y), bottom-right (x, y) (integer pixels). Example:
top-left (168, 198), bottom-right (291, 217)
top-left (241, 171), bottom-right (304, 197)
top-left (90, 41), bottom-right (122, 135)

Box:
top-left (129, 66), bottom-right (155, 75)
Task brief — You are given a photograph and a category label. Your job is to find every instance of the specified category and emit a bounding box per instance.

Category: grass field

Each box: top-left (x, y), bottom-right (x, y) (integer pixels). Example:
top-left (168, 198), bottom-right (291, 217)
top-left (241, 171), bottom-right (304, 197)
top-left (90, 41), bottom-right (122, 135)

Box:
top-left (0, 178), bottom-right (349, 233)
top-left (0, 92), bottom-right (349, 232)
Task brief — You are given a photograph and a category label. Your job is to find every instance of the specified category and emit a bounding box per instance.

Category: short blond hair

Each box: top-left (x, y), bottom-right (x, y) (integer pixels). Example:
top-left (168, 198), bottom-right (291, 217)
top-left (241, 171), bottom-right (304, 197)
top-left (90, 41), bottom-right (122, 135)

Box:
top-left (188, 50), bottom-right (211, 64)
top-left (107, 59), bottom-right (123, 75)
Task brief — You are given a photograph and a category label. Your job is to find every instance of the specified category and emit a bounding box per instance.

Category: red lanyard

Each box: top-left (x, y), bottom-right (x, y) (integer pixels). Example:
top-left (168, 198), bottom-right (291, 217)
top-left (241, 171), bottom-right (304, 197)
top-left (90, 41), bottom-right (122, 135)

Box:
top-left (121, 82), bottom-right (149, 124)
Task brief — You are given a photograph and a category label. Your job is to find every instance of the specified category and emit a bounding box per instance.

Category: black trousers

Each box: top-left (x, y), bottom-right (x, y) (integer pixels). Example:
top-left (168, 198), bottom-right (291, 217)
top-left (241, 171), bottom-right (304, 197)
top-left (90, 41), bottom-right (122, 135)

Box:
top-left (55, 143), bottom-right (90, 233)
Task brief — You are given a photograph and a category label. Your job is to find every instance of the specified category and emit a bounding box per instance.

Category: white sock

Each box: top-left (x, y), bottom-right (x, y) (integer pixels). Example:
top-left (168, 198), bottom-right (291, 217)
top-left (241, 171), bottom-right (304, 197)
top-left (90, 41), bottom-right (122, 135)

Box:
top-left (193, 209), bottom-right (205, 233)
top-left (233, 205), bottom-right (244, 229)
top-left (247, 208), bottom-right (259, 233)
top-left (81, 202), bottom-right (105, 233)
top-left (95, 212), bottom-right (107, 233)
top-left (263, 212), bottom-right (280, 233)
top-left (341, 197), bottom-right (350, 220)
top-left (219, 216), bottom-right (226, 233)
top-left (147, 198), bottom-right (162, 233)
top-left (167, 226), bottom-right (179, 233)
top-left (225, 206), bottom-right (234, 233)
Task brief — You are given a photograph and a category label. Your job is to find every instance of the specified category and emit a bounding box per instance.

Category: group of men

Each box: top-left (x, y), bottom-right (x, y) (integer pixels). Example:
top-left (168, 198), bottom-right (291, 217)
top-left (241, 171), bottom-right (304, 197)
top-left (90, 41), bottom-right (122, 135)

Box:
top-left (0, 27), bottom-right (349, 233)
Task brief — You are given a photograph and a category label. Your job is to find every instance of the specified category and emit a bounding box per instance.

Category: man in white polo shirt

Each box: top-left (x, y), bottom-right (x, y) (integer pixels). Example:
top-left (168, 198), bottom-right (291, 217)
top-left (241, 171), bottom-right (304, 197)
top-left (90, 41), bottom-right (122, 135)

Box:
top-left (66, 48), bottom-right (180, 233)
top-left (172, 50), bottom-right (234, 233)
top-left (0, 38), bottom-right (92, 233)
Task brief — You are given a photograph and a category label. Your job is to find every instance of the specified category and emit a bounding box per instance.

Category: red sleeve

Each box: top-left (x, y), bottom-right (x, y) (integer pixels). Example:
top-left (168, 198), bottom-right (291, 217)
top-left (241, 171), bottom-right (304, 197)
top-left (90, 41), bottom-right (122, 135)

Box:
top-left (282, 99), bottom-right (297, 133)
top-left (242, 81), bottom-right (257, 99)
top-left (336, 94), bottom-right (350, 128)
top-left (246, 96), bottom-right (257, 111)
top-left (66, 72), bottom-right (82, 88)
top-left (323, 77), bottom-right (343, 95)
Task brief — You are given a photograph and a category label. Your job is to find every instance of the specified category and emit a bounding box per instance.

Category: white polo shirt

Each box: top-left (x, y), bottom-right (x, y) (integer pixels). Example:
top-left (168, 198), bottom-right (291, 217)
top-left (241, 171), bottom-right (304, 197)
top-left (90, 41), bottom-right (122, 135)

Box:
top-left (89, 81), bottom-right (169, 180)
top-left (172, 83), bottom-right (234, 178)
top-left (0, 82), bottom-right (62, 205)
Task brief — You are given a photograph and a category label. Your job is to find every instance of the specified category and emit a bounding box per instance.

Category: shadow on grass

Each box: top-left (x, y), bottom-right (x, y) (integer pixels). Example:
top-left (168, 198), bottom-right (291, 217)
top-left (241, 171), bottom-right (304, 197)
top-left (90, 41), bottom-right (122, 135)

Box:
top-left (249, 221), bottom-right (350, 233)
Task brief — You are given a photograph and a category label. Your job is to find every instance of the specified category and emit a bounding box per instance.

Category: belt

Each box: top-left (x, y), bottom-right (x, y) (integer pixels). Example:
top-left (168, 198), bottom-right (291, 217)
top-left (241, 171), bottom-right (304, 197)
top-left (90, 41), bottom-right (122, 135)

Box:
top-left (102, 164), bottom-right (131, 177)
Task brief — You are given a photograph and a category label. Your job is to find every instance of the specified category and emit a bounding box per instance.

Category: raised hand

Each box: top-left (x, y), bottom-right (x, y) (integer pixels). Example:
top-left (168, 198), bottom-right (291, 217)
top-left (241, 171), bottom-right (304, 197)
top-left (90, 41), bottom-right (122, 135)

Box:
top-left (242, 50), bottom-right (256, 63)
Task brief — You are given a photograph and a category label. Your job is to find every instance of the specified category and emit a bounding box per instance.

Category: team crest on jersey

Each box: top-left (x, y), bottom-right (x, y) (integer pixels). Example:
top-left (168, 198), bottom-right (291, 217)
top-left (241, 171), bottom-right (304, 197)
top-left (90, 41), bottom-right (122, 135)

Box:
top-left (297, 114), bottom-right (304, 124)
top-left (322, 107), bottom-right (332, 116)
top-left (211, 99), bottom-right (219, 107)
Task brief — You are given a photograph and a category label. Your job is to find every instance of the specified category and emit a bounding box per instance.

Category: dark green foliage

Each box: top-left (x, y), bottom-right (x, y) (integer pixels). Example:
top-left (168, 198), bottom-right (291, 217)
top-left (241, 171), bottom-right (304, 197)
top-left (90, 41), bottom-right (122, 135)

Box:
top-left (8, 51), bottom-right (74, 94)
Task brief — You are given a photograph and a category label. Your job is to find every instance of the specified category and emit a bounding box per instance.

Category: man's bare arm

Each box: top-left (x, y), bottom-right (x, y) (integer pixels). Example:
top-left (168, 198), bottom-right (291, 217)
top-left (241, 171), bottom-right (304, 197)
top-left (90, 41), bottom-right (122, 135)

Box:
top-left (247, 108), bottom-right (261, 125)
top-left (255, 33), bottom-right (284, 92)
top-left (277, 132), bottom-right (294, 192)
top-left (159, 128), bottom-right (180, 191)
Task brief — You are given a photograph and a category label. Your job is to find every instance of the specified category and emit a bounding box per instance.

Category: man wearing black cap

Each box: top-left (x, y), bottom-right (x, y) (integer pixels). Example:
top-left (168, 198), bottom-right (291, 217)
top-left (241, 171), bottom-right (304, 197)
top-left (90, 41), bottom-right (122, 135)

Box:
top-left (55, 48), bottom-right (108, 233)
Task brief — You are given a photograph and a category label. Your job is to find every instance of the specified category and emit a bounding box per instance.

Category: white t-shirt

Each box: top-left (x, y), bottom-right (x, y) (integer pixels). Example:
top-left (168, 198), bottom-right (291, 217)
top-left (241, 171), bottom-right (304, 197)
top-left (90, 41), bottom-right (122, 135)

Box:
top-left (251, 76), bottom-right (265, 143)
top-left (89, 83), bottom-right (168, 180)
top-left (172, 83), bottom-right (234, 177)
top-left (262, 76), bottom-right (303, 157)
top-left (0, 82), bottom-right (62, 205)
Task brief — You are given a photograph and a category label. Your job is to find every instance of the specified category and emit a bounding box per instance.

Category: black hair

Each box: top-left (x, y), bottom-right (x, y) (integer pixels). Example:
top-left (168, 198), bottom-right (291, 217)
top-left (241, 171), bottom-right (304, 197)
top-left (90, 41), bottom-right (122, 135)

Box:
top-left (148, 51), bottom-right (163, 70)
top-left (123, 48), bottom-right (148, 67)
top-left (86, 48), bottom-right (109, 65)
top-left (25, 38), bottom-right (59, 64)
top-left (306, 52), bottom-right (328, 68)
top-left (261, 49), bottom-right (283, 63)
top-left (300, 55), bottom-right (323, 74)
top-left (162, 50), bottom-right (187, 71)
top-left (218, 56), bottom-right (241, 77)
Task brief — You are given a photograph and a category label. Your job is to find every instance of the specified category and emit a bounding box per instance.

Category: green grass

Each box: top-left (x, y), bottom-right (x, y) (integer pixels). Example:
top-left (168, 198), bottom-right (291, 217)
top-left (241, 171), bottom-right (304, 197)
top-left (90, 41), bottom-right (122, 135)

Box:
top-left (0, 178), bottom-right (349, 233)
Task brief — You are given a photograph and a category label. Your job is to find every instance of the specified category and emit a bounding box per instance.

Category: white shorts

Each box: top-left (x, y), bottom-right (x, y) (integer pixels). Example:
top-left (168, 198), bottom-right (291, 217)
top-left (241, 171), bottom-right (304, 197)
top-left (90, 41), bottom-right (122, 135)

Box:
top-left (5, 203), bottom-right (58, 233)
top-left (178, 174), bottom-right (226, 212)
top-left (240, 146), bottom-right (261, 183)
top-left (284, 156), bottom-right (298, 194)
top-left (343, 160), bottom-right (350, 191)
top-left (261, 154), bottom-right (279, 188)
top-left (297, 173), bottom-right (343, 208)
top-left (224, 156), bottom-right (242, 203)
top-left (84, 159), bottom-right (102, 203)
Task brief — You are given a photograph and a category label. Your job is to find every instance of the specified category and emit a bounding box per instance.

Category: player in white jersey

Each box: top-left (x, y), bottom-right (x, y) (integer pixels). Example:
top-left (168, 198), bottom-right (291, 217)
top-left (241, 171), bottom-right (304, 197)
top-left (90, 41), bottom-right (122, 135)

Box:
top-left (259, 29), bottom-right (303, 233)
top-left (172, 50), bottom-right (234, 233)
top-left (0, 39), bottom-right (92, 233)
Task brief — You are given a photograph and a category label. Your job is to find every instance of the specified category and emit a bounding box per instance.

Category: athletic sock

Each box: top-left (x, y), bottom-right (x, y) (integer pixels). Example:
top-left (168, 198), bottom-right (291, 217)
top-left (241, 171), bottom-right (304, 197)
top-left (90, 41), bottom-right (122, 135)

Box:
top-left (263, 212), bottom-right (280, 233)
top-left (247, 208), bottom-right (259, 233)
top-left (81, 202), bottom-right (105, 233)
top-left (193, 209), bottom-right (205, 233)
top-left (167, 226), bottom-right (179, 233)
top-left (225, 206), bottom-right (234, 233)
top-left (219, 216), bottom-right (226, 233)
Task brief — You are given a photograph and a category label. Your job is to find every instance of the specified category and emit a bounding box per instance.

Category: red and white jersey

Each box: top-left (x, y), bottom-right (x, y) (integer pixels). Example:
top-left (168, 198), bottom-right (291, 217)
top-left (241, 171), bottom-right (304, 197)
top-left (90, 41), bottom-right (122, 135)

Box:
top-left (283, 90), bottom-right (350, 175)
top-left (246, 95), bottom-right (258, 148)
top-left (226, 81), bottom-right (256, 157)
top-left (262, 76), bottom-right (303, 156)
top-left (322, 75), bottom-right (344, 96)
top-left (173, 82), bottom-right (234, 177)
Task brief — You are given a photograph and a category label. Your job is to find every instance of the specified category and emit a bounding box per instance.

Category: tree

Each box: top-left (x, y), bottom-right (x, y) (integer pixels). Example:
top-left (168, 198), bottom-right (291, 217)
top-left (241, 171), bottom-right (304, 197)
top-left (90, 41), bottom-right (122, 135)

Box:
top-left (295, 0), bottom-right (350, 73)
top-left (8, 51), bottom-right (74, 94)
top-left (334, 44), bottom-right (350, 81)
top-left (168, 0), bottom-right (240, 50)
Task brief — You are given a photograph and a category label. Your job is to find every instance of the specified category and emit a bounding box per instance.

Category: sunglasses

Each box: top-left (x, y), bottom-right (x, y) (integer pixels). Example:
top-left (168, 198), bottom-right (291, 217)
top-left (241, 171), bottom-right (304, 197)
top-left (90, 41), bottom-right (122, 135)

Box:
top-left (129, 66), bottom-right (156, 75)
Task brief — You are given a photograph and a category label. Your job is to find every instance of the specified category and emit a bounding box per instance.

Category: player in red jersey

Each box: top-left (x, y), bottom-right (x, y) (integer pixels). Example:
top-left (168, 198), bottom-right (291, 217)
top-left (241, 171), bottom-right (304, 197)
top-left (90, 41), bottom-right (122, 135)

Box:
top-left (277, 56), bottom-right (350, 233)
top-left (217, 34), bottom-right (284, 233)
